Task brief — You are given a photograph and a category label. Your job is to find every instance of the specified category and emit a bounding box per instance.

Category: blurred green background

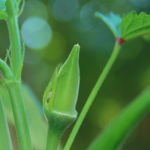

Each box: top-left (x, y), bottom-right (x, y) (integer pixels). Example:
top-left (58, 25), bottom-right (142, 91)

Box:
top-left (1, 0), bottom-right (150, 149)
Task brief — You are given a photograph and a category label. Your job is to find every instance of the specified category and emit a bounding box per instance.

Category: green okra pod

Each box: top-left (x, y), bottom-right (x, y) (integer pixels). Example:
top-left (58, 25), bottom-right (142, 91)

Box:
top-left (43, 44), bottom-right (80, 150)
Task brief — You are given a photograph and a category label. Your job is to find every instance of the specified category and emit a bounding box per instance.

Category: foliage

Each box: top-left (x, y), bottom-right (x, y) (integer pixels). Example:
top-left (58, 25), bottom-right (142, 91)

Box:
top-left (95, 12), bottom-right (122, 38)
top-left (0, 0), bottom-right (150, 150)
top-left (96, 11), bottom-right (150, 41)
top-left (120, 11), bottom-right (150, 40)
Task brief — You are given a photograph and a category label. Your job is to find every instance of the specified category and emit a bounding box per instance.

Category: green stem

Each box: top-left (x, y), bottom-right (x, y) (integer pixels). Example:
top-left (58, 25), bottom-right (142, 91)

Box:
top-left (6, 0), bottom-right (21, 78)
top-left (4, 81), bottom-right (33, 150)
top-left (87, 87), bottom-right (150, 150)
top-left (0, 98), bottom-right (12, 150)
top-left (44, 110), bottom-right (76, 150)
top-left (64, 42), bottom-right (121, 150)
top-left (46, 124), bottom-right (62, 150)
top-left (4, 1), bottom-right (33, 149)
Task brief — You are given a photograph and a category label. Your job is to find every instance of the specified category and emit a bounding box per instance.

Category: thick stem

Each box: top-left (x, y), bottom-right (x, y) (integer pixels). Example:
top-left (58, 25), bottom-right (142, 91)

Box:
top-left (64, 42), bottom-right (121, 150)
top-left (6, 0), bottom-right (21, 78)
top-left (4, 81), bottom-right (33, 150)
top-left (46, 124), bottom-right (62, 150)
top-left (5, 1), bottom-right (33, 149)
top-left (44, 110), bottom-right (76, 150)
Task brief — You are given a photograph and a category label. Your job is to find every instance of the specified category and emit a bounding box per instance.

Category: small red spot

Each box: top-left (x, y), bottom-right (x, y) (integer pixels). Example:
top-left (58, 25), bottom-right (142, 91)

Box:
top-left (116, 37), bottom-right (125, 45)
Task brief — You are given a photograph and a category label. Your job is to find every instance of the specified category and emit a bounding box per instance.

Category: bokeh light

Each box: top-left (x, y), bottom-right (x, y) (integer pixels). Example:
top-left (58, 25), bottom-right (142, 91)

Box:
top-left (19, 0), bottom-right (48, 24)
top-left (44, 32), bottom-right (66, 62)
top-left (23, 47), bottom-right (45, 64)
top-left (79, 2), bottom-right (98, 31)
top-left (53, 0), bottom-right (79, 21)
top-left (21, 17), bottom-right (52, 50)
top-left (131, 0), bottom-right (150, 8)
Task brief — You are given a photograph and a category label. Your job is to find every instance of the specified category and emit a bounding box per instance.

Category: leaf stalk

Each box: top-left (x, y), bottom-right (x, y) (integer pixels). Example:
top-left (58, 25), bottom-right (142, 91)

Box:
top-left (64, 41), bottom-right (121, 150)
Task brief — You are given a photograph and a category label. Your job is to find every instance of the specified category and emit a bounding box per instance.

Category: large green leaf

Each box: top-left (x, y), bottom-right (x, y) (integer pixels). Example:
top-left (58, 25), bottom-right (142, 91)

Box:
top-left (95, 12), bottom-right (122, 38)
top-left (22, 84), bottom-right (47, 150)
top-left (88, 87), bottom-right (150, 150)
top-left (0, 84), bottom-right (47, 150)
top-left (0, 97), bottom-right (12, 150)
top-left (120, 11), bottom-right (150, 40)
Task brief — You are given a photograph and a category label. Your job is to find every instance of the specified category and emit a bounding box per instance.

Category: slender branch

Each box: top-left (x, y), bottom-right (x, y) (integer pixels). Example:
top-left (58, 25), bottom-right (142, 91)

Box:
top-left (0, 98), bottom-right (12, 150)
top-left (64, 42), bottom-right (121, 150)
top-left (6, 0), bottom-right (21, 78)
top-left (87, 87), bottom-right (150, 150)
top-left (4, 1), bottom-right (33, 150)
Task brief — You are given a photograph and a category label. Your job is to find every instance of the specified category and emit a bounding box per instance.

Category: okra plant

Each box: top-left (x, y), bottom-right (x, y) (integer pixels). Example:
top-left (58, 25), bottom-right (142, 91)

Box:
top-left (0, 0), bottom-right (150, 150)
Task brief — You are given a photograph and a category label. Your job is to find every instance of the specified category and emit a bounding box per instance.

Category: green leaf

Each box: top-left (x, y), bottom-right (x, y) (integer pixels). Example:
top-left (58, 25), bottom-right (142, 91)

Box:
top-left (120, 11), bottom-right (150, 40)
top-left (95, 12), bottom-right (122, 37)
top-left (0, 59), bottom-right (13, 80)
top-left (22, 84), bottom-right (47, 150)
top-left (88, 87), bottom-right (150, 150)
top-left (0, 97), bottom-right (12, 150)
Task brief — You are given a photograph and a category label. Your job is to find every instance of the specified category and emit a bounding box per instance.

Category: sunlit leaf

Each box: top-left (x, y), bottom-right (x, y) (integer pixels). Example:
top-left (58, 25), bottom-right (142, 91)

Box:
top-left (88, 87), bottom-right (150, 150)
top-left (22, 84), bottom-right (47, 150)
top-left (95, 12), bottom-right (122, 38)
top-left (120, 11), bottom-right (150, 40)
top-left (0, 97), bottom-right (12, 150)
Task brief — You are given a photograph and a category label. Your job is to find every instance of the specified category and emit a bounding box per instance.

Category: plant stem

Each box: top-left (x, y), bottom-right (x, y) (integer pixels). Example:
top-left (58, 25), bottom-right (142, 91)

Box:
top-left (4, 81), bottom-right (33, 150)
top-left (0, 98), bottom-right (12, 150)
top-left (46, 124), bottom-right (62, 150)
top-left (87, 87), bottom-right (150, 150)
top-left (5, 1), bottom-right (33, 149)
top-left (44, 110), bottom-right (76, 150)
top-left (6, 0), bottom-right (21, 78)
top-left (64, 42), bottom-right (121, 150)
